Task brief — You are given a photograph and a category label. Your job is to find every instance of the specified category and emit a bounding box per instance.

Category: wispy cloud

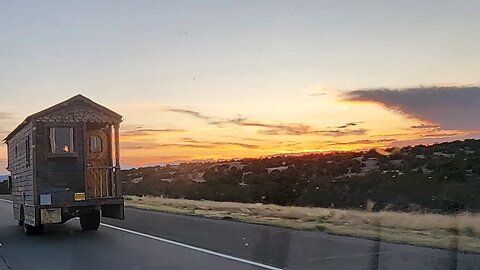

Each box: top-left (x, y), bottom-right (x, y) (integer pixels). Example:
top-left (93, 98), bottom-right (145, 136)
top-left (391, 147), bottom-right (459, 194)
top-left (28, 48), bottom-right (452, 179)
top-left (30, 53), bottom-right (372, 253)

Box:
top-left (0, 159), bottom-right (7, 174)
top-left (122, 142), bottom-right (206, 149)
top-left (209, 142), bottom-right (259, 149)
top-left (122, 139), bottom-right (260, 150)
top-left (227, 119), bottom-right (313, 135)
top-left (343, 86), bottom-right (480, 130)
top-left (335, 122), bottom-right (363, 129)
top-left (389, 134), bottom-right (480, 148)
top-left (419, 132), bottom-right (464, 139)
top-left (0, 112), bottom-right (15, 120)
top-left (309, 92), bottom-right (327, 97)
top-left (164, 108), bottom-right (212, 121)
top-left (325, 139), bottom-right (395, 146)
top-left (312, 128), bottom-right (368, 137)
top-left (410, 123), bottom-right (440, 130)
top-left (122, 128), bottom-right (187, 136)
top-left (121, 155), bottom-right (194, 167)
top-left (181, 138), bottom-right (260, 149)
top-left (166, 107), bottom-right (367, 137)
top-left (0, 112), bottom-right (17, 139)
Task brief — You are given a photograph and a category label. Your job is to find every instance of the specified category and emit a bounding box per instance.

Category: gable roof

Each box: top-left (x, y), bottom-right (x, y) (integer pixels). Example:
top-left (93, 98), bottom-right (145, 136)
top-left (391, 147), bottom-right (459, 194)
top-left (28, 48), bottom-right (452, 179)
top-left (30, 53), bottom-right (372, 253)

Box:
top-left (4, 94), bottom-right (122, 142)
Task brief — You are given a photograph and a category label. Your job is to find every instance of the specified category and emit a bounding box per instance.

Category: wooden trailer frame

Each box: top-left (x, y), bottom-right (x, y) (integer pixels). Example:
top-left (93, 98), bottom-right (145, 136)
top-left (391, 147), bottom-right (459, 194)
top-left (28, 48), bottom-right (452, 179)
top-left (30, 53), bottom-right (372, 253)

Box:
top-left (3, 95), bottom-right (124, 235)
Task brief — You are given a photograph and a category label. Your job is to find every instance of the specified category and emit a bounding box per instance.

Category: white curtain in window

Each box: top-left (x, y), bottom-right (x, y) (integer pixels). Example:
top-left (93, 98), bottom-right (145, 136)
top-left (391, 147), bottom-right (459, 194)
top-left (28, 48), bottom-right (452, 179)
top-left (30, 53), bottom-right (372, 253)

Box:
top-left (49, 128), bottom-right (56, 153)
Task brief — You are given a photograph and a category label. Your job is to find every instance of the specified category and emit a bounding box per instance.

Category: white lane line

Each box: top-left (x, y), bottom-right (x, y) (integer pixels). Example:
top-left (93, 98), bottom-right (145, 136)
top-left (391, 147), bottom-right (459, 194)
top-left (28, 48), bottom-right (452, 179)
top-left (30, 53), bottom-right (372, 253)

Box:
top-left (101, 223), bottom-right (284, 270)
top-left (0, 199), bottom-right (283, 270)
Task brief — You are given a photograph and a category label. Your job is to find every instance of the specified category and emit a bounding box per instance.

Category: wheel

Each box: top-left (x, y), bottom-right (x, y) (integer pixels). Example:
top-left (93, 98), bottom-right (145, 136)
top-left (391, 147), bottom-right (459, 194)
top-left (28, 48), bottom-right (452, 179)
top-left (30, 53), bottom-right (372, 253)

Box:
top-left (20, 207), bottom-right (43, 236)
top-left (18, 207), bottom-right (24, 226)
top-left (80, 210), bottom-right (100, 231)
top-left (24, 223), bottom-right (44, 236)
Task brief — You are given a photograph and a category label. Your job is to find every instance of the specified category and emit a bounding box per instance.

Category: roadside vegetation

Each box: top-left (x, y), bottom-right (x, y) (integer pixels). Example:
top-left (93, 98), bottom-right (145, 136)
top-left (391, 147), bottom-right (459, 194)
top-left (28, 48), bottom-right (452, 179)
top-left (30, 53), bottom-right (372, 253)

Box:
top-left (125, 195), bottom-right (480, 253)
top-left (123, 139), bottom-right (480, 214)
top-left (0, 181), bottom-right (10, 194)
top-left (121, 140), bottom-right (480, 252)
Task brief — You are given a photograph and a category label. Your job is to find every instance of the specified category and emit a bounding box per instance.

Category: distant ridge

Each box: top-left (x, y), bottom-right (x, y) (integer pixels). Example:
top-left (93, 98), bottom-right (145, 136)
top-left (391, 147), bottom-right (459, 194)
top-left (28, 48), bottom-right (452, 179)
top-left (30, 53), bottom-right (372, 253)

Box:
top-left (121, 138), bottom-right (480, 213)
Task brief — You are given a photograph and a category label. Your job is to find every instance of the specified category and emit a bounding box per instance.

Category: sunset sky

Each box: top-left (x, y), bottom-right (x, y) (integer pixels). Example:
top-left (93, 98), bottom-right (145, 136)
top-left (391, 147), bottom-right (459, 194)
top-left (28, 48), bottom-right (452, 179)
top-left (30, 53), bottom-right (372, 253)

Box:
top-left (1, 1), bottom-right (480, 174)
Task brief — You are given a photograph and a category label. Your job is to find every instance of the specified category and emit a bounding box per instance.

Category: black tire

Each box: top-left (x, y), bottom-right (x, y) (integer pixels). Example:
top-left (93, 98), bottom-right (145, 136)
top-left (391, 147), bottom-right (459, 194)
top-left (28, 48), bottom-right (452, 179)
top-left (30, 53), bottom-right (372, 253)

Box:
top-left (24, 223), bottom-right (44, 236)
top-left (18, 207), bottom-right (24, 226)
top-left (80, 210), bottom-right (100, 231)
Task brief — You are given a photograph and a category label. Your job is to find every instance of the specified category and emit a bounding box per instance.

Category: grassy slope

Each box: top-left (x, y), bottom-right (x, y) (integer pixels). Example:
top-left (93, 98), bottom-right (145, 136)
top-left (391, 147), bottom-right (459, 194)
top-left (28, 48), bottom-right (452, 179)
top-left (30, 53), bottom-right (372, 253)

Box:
top-left (125, 195), bottom-right (480, 253)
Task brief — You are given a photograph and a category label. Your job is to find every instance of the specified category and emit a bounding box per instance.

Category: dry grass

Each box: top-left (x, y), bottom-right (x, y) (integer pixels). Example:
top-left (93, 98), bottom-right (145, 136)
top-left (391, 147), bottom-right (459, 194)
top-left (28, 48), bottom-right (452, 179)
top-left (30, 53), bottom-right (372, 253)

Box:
top-left (125, 195), bottom-right (480, 253)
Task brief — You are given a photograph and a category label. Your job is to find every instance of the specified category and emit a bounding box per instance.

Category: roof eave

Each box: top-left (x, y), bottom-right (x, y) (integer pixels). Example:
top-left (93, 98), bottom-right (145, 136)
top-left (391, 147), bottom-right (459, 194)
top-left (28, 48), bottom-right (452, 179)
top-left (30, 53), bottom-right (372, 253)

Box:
top-left (3, 94), bottom-right (123, 142)
top-left (3, 117), bottom-right (31, 143)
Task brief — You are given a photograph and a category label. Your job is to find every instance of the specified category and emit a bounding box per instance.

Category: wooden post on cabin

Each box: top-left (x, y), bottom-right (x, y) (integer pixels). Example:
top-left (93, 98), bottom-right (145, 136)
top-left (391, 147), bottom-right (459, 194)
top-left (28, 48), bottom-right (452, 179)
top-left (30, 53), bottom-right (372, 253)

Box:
top-left (114, 123), bottom-right (121, 197)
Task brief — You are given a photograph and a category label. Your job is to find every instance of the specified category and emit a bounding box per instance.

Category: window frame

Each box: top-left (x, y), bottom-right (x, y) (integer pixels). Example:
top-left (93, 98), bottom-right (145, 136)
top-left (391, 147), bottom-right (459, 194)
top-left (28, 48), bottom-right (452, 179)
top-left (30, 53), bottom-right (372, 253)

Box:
top-left (89, 135), bottom-right (103, 153)
top-left (46, 125), bottom-right (78, 158)
top-left (25, 135), bottom-right (31, 167)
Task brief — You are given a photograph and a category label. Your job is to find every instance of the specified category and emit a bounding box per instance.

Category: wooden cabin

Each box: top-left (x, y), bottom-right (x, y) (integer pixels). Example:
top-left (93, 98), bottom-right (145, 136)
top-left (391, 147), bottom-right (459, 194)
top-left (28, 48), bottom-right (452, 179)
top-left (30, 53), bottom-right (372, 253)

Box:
top-left (4, 94), bottom-right (124, 235)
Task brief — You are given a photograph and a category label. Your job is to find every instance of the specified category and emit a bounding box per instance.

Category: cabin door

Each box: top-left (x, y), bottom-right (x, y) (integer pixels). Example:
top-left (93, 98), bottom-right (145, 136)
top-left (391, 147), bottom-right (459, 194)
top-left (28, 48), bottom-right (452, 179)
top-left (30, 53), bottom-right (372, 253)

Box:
top-left (86, 128), bottom-right (112, 198)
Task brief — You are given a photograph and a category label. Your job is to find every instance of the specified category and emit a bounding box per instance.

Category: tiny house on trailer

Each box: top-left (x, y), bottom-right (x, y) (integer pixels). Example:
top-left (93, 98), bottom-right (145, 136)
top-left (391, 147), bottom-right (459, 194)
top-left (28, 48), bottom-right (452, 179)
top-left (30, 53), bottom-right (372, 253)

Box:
top-left (4, 95), bottom-right (124, 235)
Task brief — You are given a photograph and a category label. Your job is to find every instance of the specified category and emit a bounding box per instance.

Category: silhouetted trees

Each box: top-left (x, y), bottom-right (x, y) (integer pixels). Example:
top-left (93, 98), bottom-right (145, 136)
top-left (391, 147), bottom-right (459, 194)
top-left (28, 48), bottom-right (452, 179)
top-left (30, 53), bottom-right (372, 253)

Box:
top-left (122, 139), bottom-right (480, 214)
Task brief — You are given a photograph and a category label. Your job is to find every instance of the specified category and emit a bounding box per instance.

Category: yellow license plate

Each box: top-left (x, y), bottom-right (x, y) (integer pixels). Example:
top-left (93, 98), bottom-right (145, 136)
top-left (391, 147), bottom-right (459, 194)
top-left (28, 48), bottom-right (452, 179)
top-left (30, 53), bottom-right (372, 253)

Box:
top-left (74, 192), bottom-right (86, 201)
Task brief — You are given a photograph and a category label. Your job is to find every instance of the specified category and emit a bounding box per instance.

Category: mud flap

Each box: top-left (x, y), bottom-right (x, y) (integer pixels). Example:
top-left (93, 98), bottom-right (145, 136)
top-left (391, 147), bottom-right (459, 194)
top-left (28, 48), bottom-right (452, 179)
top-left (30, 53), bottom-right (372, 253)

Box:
top-left (101, 204), bottom-right (124, 220)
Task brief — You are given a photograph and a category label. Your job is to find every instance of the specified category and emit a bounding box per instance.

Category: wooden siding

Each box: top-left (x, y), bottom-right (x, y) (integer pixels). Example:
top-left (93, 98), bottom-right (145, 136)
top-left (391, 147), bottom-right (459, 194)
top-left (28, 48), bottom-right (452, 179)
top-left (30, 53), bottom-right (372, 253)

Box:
top-left (7, 121), bottom-right (35, 224)
top-left (35, 121), bottom-right (86, 204)
top-left (5, 95), bottom-right (124, 225)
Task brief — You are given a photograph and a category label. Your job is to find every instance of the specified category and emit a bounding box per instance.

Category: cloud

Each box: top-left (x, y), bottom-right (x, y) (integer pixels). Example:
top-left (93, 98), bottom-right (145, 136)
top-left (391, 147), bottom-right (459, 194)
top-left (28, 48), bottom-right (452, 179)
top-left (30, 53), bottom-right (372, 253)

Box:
top-left (419, 132), bottom-right (463, 138)
top-left (164, 108), bottom-right (212, 121)
top-left (228, 119), bottom-right (313, 135)
top-left (312, 128), bottom-right (368, 137)
top-left (0, 112), bottom-right (15, 125)
top-left (167, 107), bottom-right (367, 137)
top-left (122, 139), bottom-right (260, 150)
top-left (0, 112), bottom-right (15, 120)
top-left (335, 122), bottom-right (363, 129)
top-left (410, 124), bottom-right (440, 129)
top-left (0, 159), bottom-right (7, 174)
top-left (122, 128), bottom-right (187, 136)
top-left (181, 138), bottom-right (260, 149)
top-left (227, 136), bottom-right (270, 142)
top-left (326, 138), bottom-right (395, 146)
top-left (215, 119), bottom-right (366, 136)
top-left (121, 155), bottom-right (193, 167)
top-left (309, 92), bottom-right (327, 97)
top-left (389, 133), bottom-right (480, 148)
top-left (343, 86), bottom-right (480, 130)
top-left (210, 142), bottom-right (260, 149)
top-left (122, 142), bottom-right (207, 149)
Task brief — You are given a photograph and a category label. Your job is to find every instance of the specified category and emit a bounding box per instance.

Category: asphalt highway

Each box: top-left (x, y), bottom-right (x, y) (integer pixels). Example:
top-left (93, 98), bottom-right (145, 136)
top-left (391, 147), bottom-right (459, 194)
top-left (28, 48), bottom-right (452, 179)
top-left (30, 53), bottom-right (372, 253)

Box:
top-left (0, 198), bottom-right (479, 270)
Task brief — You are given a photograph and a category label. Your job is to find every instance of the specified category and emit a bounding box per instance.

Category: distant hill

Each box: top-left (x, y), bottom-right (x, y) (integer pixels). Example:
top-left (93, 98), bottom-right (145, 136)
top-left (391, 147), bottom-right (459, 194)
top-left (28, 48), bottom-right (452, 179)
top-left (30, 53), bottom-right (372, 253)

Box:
top-left (121, 139), bottom-right (480, 213)
top-left (0, 176), bottom-right (10, 194)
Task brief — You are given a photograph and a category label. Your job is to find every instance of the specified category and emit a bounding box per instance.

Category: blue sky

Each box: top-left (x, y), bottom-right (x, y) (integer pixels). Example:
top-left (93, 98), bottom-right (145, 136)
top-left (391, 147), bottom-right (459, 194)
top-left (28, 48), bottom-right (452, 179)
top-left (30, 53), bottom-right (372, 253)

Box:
top-left (1, 1), bottom-right (480, 173)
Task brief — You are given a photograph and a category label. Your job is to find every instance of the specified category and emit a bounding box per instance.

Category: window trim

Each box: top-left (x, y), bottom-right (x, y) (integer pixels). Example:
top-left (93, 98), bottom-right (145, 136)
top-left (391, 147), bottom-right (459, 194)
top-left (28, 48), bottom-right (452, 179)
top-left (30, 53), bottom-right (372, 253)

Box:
top-left (46, 125), bottom-right (78, 158)
top-left (89, 135), bottom-right (103, 153)
top-left (25, 135), bottom-right (31, 167)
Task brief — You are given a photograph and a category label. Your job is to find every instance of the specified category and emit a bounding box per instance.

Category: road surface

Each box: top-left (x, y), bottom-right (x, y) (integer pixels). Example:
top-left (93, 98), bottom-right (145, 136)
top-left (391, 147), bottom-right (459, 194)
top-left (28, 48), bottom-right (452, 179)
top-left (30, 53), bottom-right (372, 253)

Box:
top-left (0, 198), bottom-right (479, 270)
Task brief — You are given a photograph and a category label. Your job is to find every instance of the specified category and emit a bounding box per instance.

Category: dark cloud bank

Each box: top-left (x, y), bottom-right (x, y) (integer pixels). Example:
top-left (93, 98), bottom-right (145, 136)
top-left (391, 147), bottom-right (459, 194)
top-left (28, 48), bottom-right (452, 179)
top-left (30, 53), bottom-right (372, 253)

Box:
top-left (344, 86), bottom-right (480, 131)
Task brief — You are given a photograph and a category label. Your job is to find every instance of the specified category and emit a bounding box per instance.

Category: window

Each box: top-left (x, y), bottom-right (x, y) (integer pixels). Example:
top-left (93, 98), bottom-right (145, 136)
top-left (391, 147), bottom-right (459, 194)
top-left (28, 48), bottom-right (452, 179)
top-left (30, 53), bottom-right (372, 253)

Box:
top-left (25, 135), bottom-right (30, 167)
top-left (90, 135), bottom-right (102, 153)
top-left (49, 127), bottom-right (74, 154)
